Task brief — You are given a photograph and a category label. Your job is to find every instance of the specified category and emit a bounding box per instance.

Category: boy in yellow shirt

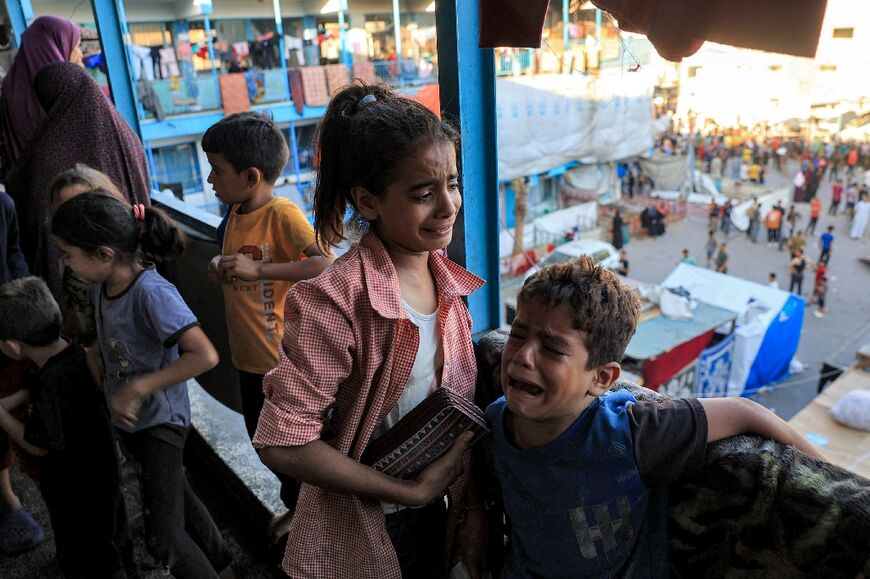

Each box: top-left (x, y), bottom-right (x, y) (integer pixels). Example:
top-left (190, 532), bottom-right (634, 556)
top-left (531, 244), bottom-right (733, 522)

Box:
top-left (202, 112), bottom-right (334, 541)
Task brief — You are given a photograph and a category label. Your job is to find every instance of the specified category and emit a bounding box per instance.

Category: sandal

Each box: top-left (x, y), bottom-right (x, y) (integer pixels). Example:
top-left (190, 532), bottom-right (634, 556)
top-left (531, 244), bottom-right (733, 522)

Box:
top-left (0, 508), bottom-right (45, 554)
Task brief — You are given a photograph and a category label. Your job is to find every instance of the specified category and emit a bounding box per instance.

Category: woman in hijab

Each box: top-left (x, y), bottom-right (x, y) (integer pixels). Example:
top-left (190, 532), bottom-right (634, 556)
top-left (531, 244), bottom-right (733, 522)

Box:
top-left (5, 61), bottom-right (150, 296)
top-left (0, 15), bottom-right (82, 175)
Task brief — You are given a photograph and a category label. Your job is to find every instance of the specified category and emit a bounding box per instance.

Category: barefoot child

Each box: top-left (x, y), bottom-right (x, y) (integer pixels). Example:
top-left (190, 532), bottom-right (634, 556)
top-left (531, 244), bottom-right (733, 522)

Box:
top-left (0, 277), bottom-right (138, 577)
top-left (201, 112), bottom-right (334, 542)
top-left (485, 258), bottom-right (827, 578)
top-left (254, 83), bottom-right (484, 578)
top-left (51, 193), bottom-right (233, 579)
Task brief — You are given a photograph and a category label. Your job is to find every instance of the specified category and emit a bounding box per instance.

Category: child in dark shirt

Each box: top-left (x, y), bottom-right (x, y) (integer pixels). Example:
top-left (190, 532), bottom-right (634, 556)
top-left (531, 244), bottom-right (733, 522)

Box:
top-left (0, 188), bottom-right (41, 554)
top-left (484, 257), bottom-right (827, 578)
top-left (0, 276), bottom-right (138, 578)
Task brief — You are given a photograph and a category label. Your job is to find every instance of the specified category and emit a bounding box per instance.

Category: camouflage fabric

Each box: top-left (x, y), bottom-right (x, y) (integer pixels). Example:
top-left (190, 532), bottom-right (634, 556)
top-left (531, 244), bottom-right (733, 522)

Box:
top-left (474, 331), bottom-right (870, 577)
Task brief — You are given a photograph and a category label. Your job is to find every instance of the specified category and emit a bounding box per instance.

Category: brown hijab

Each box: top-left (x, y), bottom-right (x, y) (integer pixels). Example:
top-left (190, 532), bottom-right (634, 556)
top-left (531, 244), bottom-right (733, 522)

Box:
top-left (5, 61), bottom-right (150, 296)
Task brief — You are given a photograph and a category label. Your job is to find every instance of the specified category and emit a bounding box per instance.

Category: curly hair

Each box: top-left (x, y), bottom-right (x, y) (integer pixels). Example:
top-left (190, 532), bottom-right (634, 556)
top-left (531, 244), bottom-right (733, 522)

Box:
top-left (518, 256), bottom-right (641, 369)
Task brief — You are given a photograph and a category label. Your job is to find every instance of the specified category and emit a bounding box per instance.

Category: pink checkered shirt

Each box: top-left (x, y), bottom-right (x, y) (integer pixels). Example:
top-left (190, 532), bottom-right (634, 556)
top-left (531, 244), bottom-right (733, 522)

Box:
top-left (253, 232), bottom-right (484, 578)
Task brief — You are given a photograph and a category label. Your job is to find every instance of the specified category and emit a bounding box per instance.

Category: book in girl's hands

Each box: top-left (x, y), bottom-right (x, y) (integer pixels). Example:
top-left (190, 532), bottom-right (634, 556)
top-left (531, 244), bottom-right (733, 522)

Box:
top-left (361, 388), bottom-right (489, 479)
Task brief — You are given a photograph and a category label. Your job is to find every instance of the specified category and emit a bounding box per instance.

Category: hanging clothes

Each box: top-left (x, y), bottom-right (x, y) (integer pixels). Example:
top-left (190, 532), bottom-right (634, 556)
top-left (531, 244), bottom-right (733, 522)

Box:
top-left (127, 45), bottom-right (154, 82)
top-left (284, 35), bottom-right (305, 67)
top-left (159, 47), bottom-right (180, 77)
top-left (149, 46), bottom-right (163, 79)
top-left (232, 41), bottom-right (250, 58)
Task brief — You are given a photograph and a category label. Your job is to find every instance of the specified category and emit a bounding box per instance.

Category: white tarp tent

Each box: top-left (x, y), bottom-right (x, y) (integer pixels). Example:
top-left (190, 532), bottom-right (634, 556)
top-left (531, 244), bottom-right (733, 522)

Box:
top-left (499, 202), bottom-right (598, 260)
top-left (495, 72), bottom-right (655, 181)
top-left (662, 264), bottom-right (805, 396)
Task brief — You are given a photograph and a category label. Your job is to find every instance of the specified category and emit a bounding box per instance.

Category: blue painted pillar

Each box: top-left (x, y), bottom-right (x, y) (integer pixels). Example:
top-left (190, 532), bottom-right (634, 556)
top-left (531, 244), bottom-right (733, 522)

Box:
top-left (436, 0), bottom-right (500, 333)
top-left (337, 0), bottom-right (351, 69)
top-left (273, 0), bottom-right (291, 100)
top-left (90, 0), bottom-right (141, 137)
top-left (391, 0), bottom-right (402, 58)
top-left (562, 0), bottom-right (569, 50)
top-left (595, 9), bottom-right (602, 49)
top-left (144, 141), bottom-right (159, 191)
top-left (288, 122), bottom-right (301, 184)
top-left (5, 0), bottom-right (33, 48)
top-left (202, 14), bottom-right (222, 109)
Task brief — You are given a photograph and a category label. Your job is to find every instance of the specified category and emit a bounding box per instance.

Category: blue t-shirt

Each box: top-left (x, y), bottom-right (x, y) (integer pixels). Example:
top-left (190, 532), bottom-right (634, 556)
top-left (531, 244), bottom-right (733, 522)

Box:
top-left (93, 267), bottom-right (198, 436)
top-left (485, 391), bottom-right (707, 579)
top-left (820, 232), bottom-right (834, 250)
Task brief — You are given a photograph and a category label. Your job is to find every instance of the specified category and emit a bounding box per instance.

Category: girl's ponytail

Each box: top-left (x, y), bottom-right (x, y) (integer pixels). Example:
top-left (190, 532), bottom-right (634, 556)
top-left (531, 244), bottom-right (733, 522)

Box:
top-left (140, 205), bottom-right (186, 262)
top-left (51, 192), bottom-right (185, 263)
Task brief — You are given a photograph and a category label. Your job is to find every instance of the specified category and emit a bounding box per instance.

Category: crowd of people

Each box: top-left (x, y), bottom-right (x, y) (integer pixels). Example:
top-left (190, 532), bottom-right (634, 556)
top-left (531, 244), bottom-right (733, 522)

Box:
top-left (0, 15), bottom-right (853, 579)
top-left (690, 127), bottom-right (870, 322)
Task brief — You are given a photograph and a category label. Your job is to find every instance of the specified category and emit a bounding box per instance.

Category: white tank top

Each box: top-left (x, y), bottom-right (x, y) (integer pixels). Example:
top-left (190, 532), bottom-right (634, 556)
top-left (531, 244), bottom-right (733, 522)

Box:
top-left (374, 299), bottom-right (442, 512)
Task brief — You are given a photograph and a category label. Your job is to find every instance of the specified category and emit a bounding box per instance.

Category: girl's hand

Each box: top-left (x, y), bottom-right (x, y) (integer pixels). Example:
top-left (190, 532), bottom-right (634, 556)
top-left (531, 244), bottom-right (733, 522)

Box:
top-left (110, 379), bottom-right (150, 428)
top-left (403, 431), bottom-right (473, 507)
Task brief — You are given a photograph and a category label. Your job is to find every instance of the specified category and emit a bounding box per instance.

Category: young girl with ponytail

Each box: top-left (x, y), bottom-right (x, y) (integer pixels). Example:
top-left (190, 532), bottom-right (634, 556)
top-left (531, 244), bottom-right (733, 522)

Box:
top-left (254, 82), bottom-right (486, 578)
top-left (51, 192), bottom-right (234, 579)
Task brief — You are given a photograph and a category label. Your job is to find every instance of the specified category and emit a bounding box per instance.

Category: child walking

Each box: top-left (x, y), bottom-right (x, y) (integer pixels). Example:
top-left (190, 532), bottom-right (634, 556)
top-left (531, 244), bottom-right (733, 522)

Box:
top-left (201, 113), bottom-right (334, 541)
top-left (485, 258), bottom-right (827, 578)
top-left (253, 84), bottom-right (484, 578)
top-left (0, 277), bottom-right (138, 578)
top-left (50, 193), bottom-right (233, 579)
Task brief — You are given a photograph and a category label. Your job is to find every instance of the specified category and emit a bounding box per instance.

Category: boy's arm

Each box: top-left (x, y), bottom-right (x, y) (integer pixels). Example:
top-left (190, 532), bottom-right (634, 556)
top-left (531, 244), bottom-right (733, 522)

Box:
top-left (218, 243), bottom-right (335, 283)
top-left (0, 404), bottom-right (46, 456)
top-left (699, 397), bottom-right (826, 461)
top-left (0, 389), bottom-right (28, 412)
top-left (109, 326), bottom-right (218, 427)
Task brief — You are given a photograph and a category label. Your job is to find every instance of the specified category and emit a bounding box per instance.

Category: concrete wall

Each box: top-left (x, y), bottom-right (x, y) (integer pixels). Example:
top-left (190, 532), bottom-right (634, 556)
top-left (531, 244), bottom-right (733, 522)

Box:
top-left (157, 209), bottom-right (242, 412)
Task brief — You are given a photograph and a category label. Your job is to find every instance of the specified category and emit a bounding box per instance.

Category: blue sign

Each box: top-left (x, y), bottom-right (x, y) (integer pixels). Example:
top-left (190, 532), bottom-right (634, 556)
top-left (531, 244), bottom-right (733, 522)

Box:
top-left (695, 334), bottom-right (735, 398)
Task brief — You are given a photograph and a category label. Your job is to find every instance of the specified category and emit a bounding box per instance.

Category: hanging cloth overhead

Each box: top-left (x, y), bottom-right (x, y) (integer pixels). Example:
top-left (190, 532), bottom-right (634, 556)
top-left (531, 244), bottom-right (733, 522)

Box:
top-left (478, 0), bottom-right (827, 61)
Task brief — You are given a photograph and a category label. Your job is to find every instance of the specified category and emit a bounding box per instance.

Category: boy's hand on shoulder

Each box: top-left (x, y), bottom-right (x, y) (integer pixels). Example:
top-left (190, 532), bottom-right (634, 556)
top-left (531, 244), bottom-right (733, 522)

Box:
top-left (402, 431), bottom-right (472, 507)
top-left (218, 253), bottom-right (261, 282)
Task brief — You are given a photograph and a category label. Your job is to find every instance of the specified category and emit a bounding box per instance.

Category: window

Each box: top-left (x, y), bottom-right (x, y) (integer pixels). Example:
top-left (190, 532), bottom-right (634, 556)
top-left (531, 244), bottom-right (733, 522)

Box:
top-left (152, 143), bottom-right (202, 199)
top-left (687, 66), bottom-right (700, 78)
top-left (768, 64), bottom-right (782, 72)
top-left (819, 64), bottom-right (837, 72)
top-left (832, 28), bottom-right (853, 38)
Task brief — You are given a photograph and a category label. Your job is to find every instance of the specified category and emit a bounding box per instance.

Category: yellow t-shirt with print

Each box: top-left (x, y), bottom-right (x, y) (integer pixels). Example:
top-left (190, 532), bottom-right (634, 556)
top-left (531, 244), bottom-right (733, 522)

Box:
top-left (222, 197), bottom-right (315, 374)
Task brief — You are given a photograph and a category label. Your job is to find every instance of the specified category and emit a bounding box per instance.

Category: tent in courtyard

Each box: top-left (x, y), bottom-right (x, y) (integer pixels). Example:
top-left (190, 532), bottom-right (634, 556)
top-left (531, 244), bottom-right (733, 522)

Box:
top-left (661, 263), bottom-right (805, 396)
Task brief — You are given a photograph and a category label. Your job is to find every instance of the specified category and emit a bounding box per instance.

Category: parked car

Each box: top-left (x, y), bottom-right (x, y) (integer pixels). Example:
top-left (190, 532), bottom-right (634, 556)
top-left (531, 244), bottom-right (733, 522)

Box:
top-left (504, 239), bottom-right (622, 324)
top-left (526, 239), bottom-right (622, 279)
